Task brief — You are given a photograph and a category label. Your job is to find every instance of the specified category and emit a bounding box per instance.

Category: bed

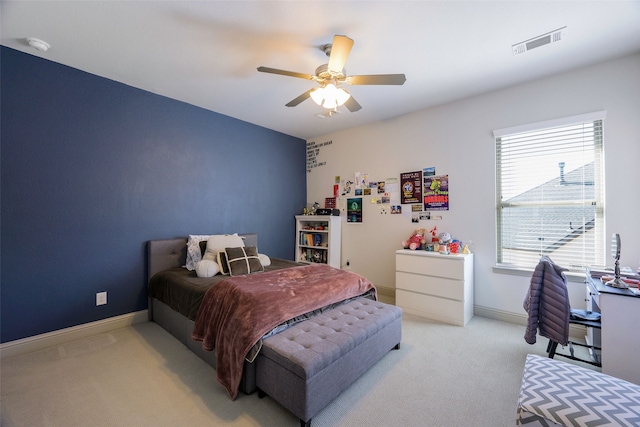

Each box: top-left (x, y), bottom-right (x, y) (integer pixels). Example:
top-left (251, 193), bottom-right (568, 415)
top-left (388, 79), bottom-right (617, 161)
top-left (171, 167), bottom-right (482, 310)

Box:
top-left (146, 233), bottom-right (377, 399)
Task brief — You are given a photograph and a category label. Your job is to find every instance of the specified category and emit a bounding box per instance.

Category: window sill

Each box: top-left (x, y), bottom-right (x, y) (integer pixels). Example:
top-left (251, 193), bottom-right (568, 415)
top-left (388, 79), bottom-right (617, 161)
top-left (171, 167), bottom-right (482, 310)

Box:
top-left (492, 265), bottom-right (586, 283)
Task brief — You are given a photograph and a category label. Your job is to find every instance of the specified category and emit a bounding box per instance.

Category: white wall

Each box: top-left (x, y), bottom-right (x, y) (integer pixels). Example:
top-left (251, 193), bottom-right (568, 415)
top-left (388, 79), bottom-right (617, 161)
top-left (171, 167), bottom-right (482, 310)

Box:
top-left (306, 53), bottom-right (640, 322)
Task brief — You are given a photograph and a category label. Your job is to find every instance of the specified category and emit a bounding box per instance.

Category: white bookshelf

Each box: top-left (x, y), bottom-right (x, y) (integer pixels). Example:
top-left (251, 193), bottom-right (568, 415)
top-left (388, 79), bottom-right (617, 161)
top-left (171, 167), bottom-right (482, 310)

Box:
top-left (295, 215), bottom-right (341, 269)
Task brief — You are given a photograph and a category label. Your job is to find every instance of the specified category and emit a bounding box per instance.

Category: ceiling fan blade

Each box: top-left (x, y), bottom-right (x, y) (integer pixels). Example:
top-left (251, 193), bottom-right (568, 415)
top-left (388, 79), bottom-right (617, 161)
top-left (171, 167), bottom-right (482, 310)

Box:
top-left (327, 35), bottom-right (354, 74)
top-left (257, 66), bottom-right (314, 80)
top-left (285, 89), bottom-right (313, 107)
top-left (346, 74), bottom-right (407, 85)
top-left (344, 96), bottom-right (362, 112)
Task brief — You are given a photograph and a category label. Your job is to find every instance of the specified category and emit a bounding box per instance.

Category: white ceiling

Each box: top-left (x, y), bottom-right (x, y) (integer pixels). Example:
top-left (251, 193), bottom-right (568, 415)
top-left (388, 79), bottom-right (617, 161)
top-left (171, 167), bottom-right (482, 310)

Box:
top-left (2, 1), bottom-right (640, 140)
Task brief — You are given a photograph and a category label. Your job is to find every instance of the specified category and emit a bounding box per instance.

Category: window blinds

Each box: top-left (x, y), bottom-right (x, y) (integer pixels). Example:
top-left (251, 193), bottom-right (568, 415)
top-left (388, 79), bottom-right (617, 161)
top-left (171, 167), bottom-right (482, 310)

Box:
top-left (495, 116), bottom-right (605, 271)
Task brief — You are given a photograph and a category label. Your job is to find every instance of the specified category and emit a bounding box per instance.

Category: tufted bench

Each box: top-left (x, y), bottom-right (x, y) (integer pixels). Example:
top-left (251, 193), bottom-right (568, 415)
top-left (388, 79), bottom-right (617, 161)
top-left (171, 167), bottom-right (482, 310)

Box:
top-left (255, 297), bottom-right (402, 427)
top-left (517, 354), bottom-right (640, 426)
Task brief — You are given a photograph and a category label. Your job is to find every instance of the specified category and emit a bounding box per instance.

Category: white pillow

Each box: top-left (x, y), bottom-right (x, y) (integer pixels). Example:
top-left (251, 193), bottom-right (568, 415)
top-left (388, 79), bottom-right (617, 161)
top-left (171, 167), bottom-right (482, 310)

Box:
top-left (258, 253), bottom-right (271, 267)
top-left (195, 259), bottom-right (220, 278)
top-left (202, 234), bottom-right (245, 262)
top-left (184, 234), bottom-right (213, 271)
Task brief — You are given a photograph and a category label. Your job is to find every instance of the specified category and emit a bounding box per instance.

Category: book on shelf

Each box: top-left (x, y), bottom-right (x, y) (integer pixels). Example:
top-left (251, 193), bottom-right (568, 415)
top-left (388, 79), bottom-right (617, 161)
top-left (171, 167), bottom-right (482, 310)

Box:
top-left (300, 233), bottom-right (323, 247)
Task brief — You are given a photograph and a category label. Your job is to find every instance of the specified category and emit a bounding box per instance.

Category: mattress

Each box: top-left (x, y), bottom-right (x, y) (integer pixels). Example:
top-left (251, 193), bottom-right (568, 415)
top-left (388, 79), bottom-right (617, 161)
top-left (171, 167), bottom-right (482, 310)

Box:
top-left (148, 257), bottom-right (302, 320)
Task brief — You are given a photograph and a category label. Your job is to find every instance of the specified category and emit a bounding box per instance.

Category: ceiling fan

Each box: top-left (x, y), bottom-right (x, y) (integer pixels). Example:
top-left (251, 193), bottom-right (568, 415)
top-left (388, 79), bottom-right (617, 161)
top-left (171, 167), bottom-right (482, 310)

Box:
top-left (257, 35), bottom-right (406, 113)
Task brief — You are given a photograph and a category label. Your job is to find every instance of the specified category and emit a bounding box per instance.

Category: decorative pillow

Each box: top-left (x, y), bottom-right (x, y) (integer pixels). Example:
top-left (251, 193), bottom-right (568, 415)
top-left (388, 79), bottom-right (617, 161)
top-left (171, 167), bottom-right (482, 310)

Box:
top-left (195, 259), bottom-right (220, 278)
top-left (202, 234), bottom-right (245, 262)
top-left (258, 253), bottom-right (271, 267)
top-left (199, 240), bottom-right (208, 257)
top-left (225, 246), bottom-right (263, 276)
top-left (217, 251), bottom-right (230, 275)
top-left (185, 234), bottom-right (213, 271)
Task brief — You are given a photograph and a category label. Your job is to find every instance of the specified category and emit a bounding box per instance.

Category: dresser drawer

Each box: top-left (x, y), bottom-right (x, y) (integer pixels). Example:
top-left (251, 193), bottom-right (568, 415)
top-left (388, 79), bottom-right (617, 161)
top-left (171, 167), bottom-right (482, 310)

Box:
top-left (586, 281), bottom-right (600, 309)
top-left (396, 289), bottom-right (465, 325)
top-left (395, 271), bottom-right (464, 300)
top-left (396, 253), bottom-right (465, 280)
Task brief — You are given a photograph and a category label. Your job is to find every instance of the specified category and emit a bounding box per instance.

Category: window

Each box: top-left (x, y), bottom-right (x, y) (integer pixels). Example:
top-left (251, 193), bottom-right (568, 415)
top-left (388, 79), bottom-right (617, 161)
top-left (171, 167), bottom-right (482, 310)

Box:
top-left (494, 112), bottom-right (606, 272)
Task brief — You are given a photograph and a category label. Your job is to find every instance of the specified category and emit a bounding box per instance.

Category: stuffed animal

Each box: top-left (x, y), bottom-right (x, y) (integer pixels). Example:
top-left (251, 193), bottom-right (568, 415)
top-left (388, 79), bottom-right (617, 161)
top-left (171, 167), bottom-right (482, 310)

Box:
top-left (438, 232), bottom-right (452, 254)
top-left (429, 226), bottom-right (439, 243)
top-left (402, 228), bottom-right (427, 250)
top-left (438, 232), bottom-right (452, 245)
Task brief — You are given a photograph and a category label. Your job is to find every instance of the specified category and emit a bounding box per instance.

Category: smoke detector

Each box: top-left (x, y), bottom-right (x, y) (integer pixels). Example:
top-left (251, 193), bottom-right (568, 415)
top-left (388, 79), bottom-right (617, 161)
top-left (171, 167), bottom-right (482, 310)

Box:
top-left (512, 27), bottom-right (566, 56)
top-left (26, 37), bottom-right (50, 52)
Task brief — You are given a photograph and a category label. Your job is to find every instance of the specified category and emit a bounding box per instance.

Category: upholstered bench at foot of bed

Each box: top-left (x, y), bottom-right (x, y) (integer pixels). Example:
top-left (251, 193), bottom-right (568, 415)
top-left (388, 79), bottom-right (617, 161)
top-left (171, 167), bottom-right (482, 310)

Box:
top-left (517, 354), bottom-right (640, 426)
top-left (255, 297), bottom-right (402, 427)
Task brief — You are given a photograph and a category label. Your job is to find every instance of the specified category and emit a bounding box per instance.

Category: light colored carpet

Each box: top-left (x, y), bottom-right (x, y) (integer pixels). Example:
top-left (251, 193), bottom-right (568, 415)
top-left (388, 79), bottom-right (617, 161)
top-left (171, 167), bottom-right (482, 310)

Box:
top-left (0, 314), bottom-right (595, 427)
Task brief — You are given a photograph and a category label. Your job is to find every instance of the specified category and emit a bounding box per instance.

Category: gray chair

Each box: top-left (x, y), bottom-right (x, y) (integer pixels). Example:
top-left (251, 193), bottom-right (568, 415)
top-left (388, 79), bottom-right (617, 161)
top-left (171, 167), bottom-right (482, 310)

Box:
top-left (524, 256), bottom-right (601, 367)
top-left (547, 309), bottom-right (601, 367)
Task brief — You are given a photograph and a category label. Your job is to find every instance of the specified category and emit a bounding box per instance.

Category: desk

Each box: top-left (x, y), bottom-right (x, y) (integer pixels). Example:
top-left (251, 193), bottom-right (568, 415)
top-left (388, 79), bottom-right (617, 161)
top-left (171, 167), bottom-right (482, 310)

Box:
top-left (586, 273), bottom-right (640, 384)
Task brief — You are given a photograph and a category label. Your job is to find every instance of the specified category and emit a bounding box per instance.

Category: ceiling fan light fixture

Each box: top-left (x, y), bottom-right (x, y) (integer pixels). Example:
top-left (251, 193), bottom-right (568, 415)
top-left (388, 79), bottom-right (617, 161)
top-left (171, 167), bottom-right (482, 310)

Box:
top-left (335, 87), bottom-right (351, 106)
top-left (310, 84), bottom-right (350, 109)
top-left (310, 87), bottom-right (325, 105)
top-left (258, 34), bottom-right (406, 112)
top-left (323, 98), bottom-right (338, 109)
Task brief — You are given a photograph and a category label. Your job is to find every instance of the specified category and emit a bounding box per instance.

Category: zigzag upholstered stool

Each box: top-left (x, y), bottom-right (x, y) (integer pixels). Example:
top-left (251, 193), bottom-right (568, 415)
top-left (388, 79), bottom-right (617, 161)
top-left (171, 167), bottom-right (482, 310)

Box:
top-left (517, 354), bottom-right (640, 426)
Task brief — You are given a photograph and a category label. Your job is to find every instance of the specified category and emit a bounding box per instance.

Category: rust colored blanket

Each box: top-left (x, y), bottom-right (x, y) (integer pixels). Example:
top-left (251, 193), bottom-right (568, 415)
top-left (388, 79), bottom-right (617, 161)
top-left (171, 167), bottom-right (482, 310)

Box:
top-left (191, 263), bottom-right (377, 400)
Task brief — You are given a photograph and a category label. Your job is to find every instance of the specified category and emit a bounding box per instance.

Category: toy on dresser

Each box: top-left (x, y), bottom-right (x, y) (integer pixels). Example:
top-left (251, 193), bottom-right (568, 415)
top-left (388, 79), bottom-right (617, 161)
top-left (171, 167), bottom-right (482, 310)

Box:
top-left (402, 225), bottom-right (472, 254)
top-left (402, 228), bottom-right (427, 250)
top-left (436, 232), bottom-right (450, 254)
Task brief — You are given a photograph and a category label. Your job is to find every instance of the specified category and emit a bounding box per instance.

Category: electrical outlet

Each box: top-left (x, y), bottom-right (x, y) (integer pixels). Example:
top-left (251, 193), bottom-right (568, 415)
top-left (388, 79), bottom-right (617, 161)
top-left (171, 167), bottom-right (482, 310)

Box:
top-left (96, 291), bottom-right (107, 306)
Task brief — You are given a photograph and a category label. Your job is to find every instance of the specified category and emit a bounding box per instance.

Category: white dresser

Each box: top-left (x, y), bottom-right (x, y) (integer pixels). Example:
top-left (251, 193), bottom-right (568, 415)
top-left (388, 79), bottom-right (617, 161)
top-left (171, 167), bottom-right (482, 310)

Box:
top-left (395, 250), bottom-right (474, 326)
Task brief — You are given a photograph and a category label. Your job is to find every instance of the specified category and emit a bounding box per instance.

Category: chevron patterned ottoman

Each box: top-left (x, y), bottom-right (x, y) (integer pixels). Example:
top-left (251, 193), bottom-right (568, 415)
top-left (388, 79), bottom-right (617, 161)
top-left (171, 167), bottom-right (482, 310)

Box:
top-left (517, 354), bottom-right (640, 426)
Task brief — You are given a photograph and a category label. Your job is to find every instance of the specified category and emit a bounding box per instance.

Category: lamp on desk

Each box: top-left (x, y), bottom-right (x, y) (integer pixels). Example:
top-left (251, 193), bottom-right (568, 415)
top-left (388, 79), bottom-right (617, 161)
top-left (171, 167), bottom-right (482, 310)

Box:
top-left (605, 233), bottom-right (628, 289)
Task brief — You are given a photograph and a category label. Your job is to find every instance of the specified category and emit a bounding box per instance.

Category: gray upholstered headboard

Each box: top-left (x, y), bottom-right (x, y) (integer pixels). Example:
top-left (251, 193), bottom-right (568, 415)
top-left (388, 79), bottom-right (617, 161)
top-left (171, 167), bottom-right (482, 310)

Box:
top-left (147, 233), bottom-right (258, 281)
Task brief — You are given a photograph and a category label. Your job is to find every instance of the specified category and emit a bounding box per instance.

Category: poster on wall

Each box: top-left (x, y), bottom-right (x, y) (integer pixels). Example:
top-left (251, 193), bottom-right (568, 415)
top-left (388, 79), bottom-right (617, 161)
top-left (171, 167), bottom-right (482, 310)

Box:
top-left (347, 197), bottom-right (363, 223)
top-left (423, 174), bottom-right (449, 211)
top-left (400, 171), bottom-right (422, 204)
top-left (355, 172), bottom-right (369, 189)
top-left (341, 179), bottom-right (353, 196)
top-left (384, 178), bottom-right (399, 207)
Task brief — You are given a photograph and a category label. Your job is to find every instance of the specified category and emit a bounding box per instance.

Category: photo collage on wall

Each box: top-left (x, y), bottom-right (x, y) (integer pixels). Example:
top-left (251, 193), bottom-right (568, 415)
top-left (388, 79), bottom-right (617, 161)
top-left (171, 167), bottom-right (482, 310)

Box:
top-left (402, 167), bottom-right (449, 223)
top-left (325, 167), bottom-right (448, 224)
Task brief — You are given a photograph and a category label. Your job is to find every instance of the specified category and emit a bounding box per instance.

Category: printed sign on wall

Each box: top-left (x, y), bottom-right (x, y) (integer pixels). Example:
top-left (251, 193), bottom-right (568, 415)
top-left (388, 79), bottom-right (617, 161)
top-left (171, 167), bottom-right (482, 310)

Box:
top-left (400, 171), bottom-right (422, 204)
top-left (306, 140), bottom-right (332, 172)
top-left (423, 174), bottom-right (449, 211)
top-left (347, 197), bottom-right (363, 223)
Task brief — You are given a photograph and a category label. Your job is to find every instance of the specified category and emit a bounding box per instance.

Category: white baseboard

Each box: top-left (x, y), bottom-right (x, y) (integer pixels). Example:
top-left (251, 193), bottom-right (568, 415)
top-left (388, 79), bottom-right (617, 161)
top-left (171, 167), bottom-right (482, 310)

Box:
top-left (0, 310), bottom-right (149, 359)
top-left (376, 286), bottom-right (395, 299)
top-left (474, 305), bottom-right (586, 340)
top-left (474, 305), bottom-right (528, 325)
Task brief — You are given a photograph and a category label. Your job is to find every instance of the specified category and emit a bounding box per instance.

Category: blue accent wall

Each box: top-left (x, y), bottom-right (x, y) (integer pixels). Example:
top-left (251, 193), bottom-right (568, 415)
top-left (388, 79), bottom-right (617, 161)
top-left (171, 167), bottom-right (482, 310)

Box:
top-left (1, 46), bottom-right (306, 343)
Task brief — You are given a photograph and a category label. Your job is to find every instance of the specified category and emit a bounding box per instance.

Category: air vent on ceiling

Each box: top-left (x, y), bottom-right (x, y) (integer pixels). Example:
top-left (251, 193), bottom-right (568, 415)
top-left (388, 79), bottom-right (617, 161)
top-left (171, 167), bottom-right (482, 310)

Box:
top-left (512, 27), bottom-right (567, 56)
